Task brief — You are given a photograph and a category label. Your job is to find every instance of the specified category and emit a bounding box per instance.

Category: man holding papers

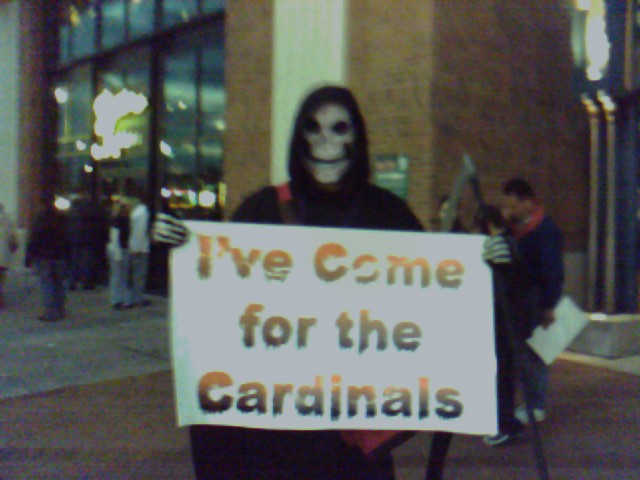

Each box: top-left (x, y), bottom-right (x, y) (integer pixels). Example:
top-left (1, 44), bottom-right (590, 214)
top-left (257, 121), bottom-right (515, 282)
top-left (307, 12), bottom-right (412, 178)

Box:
top-left (502, 178), bottom-right (564, 425)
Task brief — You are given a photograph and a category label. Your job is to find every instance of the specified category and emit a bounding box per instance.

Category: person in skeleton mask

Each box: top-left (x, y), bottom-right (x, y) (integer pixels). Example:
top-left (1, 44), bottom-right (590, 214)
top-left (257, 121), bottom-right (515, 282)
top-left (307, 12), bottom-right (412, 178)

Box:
top-left (154, 85), bottom-right (457, 479)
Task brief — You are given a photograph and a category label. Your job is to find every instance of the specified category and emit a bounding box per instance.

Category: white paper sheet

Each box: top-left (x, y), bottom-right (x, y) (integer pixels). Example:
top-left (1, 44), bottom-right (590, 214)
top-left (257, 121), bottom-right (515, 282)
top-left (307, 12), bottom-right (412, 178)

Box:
top-left (526, 296), bottom-right (589, 365)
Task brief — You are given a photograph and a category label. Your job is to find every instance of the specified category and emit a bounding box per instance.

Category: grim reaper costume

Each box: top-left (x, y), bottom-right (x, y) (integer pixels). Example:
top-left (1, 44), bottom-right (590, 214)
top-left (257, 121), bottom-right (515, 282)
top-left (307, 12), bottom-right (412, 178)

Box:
top-left (155, 85), bottom-right (454, 479)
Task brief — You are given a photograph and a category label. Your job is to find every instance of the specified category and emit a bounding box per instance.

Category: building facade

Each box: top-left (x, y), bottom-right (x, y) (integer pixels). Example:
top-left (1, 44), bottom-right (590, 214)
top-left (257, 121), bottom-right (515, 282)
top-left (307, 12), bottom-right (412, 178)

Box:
top-left (1, 0), bottom-right (592, 303)
top-left (571, 0), bottom-right (640, 313)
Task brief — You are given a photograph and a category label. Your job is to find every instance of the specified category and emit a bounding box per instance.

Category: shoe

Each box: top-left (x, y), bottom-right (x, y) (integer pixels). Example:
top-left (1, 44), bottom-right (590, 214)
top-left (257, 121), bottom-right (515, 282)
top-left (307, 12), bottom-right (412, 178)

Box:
top-left (515, 405), bottom-right (546, 424)
top-left (482, 430), bottom-right (522, 446)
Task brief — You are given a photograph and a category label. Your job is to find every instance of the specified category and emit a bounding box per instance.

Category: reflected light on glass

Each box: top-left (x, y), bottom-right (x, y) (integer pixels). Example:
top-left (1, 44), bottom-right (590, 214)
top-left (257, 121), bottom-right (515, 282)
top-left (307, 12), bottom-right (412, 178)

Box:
top-left (160, 140), bottom-right (174, 157)
top-left (55, 87), bottom-right (69, 104)
top-left (55, 196), bottom-right (71, 211)
top-left (76, 140), bottom-right (87, 151)
top-left (161, 188), bottom-right (172, 198)
top-left (84, 164), bottom-right (94, 173)
top-left (214, 119), bottom-right (226, 131)
top-left (188, 190), bottom-right (197, 205)
top-left (198, 191), bottom-right (217, 208)
top-left (178, 100), bottom-right (188, 110)
top-left (91, 88), bottom-right (148, 160)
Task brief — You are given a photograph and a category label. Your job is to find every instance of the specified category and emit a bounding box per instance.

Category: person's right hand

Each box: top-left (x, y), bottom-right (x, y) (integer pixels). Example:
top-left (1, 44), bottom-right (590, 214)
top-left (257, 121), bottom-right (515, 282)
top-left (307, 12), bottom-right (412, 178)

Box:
top-left (152, 212), bottom-right (189, 247)
top-left (482, 234), bottom-right (512, 265)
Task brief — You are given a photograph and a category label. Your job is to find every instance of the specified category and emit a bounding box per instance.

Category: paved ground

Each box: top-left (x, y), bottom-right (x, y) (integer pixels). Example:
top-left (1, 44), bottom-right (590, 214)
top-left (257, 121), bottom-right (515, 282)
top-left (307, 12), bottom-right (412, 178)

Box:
top-left (1, 269), bottom-right (639, 479)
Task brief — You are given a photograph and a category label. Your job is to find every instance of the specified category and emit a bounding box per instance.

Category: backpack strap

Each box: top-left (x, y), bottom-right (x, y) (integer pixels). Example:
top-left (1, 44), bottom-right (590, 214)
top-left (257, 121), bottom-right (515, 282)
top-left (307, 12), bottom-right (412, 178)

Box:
top-left (276, 183), bottom-right (298, 225)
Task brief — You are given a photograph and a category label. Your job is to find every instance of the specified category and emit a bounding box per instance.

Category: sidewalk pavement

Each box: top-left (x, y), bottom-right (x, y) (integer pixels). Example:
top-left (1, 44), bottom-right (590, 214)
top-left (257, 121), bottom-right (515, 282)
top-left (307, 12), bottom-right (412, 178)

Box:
top-left (1, 269), bottom-right (639, 479)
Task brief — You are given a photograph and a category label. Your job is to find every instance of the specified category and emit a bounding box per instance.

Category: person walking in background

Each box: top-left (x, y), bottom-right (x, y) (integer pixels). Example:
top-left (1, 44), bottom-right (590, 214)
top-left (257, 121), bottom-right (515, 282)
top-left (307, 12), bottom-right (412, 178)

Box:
top-left (107, 198), bottom-right (130, 310)
top-left (127, 194), bottom-right (151, 308)
top-left (66, 190), bottom-right (106, 290)
top-left (25, 200), bottom-right (70, 322)
top-left (501, 178), bottom-right (564, 425)
top-left (0, 202), bottom-right (18, 309)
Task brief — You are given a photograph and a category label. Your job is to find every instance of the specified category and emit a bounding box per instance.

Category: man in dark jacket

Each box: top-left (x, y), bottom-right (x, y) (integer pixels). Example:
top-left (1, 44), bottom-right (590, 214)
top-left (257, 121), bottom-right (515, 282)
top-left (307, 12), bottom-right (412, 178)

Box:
top-left (501, 178), bottom-right (564, 425)
top-left (25, 200), bottom-right (70, 321)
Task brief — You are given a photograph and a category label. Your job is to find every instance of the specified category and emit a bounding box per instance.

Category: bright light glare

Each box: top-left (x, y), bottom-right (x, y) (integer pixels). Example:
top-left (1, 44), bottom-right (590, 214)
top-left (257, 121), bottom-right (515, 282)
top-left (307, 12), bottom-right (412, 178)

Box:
top-left (76, 140), bottom-right (87, 151)
top-left (584, 0), bottom-right (609, 81)
top-left (198, 191), bottom-right (217, 208)
top-left (55, 87), bottom-right (69, 104)
top-left (84, 164), bottom-right (94, 173)
top-left (55, 196), bottom-right (71, 211)
top-left (160, 140), bottom-right (174, 157)
top-left (161, 187), bottom-right (172, 198)
top-left (91, 88), bottom-right (148, 160)
top-left (575, 0), bottom-right (591, 11)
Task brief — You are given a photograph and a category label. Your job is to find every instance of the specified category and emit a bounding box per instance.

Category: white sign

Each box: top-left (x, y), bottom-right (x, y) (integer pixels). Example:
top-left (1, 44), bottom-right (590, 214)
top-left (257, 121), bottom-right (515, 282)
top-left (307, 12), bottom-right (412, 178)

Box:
top-left (171, 222), bottom-right (497, 435)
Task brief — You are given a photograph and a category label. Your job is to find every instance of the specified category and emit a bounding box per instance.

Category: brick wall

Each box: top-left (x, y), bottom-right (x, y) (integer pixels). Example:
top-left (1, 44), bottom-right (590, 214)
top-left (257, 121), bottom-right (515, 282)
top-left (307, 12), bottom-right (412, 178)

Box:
top-left (223, 0), bottom-right (274, 217)
top-left (432, 0), bottom-right (588, 250)
top-left (225, 1), bottom-right (588, 250)
top-left (347, 0), bottom-right (588, 248)
top-left (348, 0), bottom-right (438, 229)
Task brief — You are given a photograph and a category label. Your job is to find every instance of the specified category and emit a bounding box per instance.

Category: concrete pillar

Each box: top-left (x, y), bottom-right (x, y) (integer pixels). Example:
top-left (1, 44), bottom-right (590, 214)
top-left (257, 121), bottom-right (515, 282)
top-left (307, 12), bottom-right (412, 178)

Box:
top-left (270, 0), bottom-right (348, 185)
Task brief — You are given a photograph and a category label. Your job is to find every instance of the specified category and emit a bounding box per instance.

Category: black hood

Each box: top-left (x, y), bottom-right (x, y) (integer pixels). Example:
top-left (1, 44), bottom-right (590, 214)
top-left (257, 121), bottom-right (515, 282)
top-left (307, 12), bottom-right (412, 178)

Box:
top-left (288, 85), bottom-right (370, 200)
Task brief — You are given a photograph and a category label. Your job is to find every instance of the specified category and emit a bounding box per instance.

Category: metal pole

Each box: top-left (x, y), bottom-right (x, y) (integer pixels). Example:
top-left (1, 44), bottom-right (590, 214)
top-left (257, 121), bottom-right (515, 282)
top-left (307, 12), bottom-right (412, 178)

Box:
top-left (581, 94), bottom-right (602, 312)
top-left (597, 90), bottom-right (618, 313)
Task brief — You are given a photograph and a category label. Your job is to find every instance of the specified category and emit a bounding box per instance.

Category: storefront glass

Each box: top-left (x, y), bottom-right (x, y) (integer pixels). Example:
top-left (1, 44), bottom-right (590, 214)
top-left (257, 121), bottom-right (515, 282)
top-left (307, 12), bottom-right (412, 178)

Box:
top-left (160, 23), bottom-right (225, 219)
top-left (100, 0), bottom-right (126, 50)
top-left (162, 0), bottom-right (198, 27)
top-left (55, 65), bottom-right (95, 197)
top-left (129, 0), bottom-right (156, 39)
top-left (95, 47), bottom-right (151, 202)
top-left (59, 0), bottom-right (98, 63)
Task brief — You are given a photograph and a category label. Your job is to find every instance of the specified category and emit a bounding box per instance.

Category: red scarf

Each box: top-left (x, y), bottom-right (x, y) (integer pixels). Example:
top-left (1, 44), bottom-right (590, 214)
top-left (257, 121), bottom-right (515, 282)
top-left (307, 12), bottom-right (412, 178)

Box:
top-left (512, 204), bottom-right (545, 240)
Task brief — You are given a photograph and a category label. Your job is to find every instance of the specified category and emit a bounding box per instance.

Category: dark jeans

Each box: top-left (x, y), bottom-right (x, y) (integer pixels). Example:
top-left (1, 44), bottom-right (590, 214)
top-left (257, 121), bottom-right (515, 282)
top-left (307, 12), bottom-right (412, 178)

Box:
top-left (69, 244), bottom-right (95, 289)
top-left (36, 258), bottom-right (66, 320)
top-left (189, 426), bottom-right (394, 480)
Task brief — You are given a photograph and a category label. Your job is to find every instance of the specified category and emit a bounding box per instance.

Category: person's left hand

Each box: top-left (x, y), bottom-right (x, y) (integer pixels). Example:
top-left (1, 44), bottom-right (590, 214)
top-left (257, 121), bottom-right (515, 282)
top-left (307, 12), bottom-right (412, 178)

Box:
top-left (152, 213), bottom-right (189, 246)
top-left (541, 310), bottom-right (556, 329)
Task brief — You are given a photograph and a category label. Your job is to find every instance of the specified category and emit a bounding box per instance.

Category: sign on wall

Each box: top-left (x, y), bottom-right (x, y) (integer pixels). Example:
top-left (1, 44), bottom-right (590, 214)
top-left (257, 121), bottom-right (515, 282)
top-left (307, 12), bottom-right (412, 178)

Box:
top-left (373, 154), bottom-right (410, 199)
top-left (171, 222), bottom-right (497, 435)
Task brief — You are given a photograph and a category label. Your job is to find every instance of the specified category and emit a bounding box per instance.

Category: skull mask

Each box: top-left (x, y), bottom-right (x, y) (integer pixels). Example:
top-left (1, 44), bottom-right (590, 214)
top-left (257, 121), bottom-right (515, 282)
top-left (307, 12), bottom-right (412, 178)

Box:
top-left (302, 103), bottom-right (355, 184)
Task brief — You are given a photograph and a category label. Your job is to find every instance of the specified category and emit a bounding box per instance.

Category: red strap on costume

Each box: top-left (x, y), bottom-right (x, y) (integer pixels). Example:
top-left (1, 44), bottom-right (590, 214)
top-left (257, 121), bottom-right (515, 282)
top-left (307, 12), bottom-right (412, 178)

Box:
top-left (276, 183), bottom-right (292, 203)
top-left (512, 204), bottom-right (545, 239)
top-left (340, 430), bottom-right (402, 457)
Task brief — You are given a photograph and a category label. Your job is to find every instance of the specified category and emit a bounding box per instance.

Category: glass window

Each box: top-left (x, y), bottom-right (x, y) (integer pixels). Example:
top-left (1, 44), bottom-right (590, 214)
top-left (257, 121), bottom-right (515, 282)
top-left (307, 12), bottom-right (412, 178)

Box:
top-left (95, 47), bottom-right (151, 202)
top-left (160, 23), bottom-right (225, 218)
top-left (202, 0), bottom-right (225, 14)
top-left (162, 0), bottom-right (198, 28)
top-left (101, 0), bottom-right (126, 50)
top-left (199, 27), bottom-right (226, 207)
top-left (58, 5), bottom-right (71, 64)
top-left (58, 0), bottom-right (97, 62)
top-left (55, 65), bottom-right (95, 196)
top-left (129, 0), bottom-right (157, 39)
